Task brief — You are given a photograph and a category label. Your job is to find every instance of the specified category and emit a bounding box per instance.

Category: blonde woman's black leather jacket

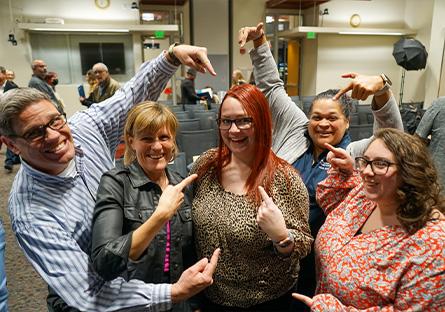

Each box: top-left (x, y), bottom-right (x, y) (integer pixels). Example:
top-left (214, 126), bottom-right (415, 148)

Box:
top-left (91, 160), bottom-right (195, 287)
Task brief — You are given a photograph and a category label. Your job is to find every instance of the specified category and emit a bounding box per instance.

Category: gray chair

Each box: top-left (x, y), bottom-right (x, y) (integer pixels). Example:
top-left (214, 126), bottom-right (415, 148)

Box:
top-left (290, 96), bottom-right (301, 109)
top-left (177, 129), bottom-right (218, 164)
top-left (194, 111), bottom-right (217, 118)
top-left (167, 152), bottom-right (188, 177)
top-left (349, 113), bottom-right (360, 125)
top-left (357, 105), bottom-right (373, 124)
top-left (349, 124), bottom-right (373, 141)
top-left (178, 118), bottom-right (201, 131)
top-left (198, 114), bottom-right (217, 130)
top-left (174, 111), bottom-right (189, 120)
top-left (168, 105), bottom-right (185, 113)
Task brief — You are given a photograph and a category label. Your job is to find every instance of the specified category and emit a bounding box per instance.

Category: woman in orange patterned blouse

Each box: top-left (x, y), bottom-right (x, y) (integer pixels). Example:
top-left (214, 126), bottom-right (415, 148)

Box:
top-left (293, 128), bottom-right (445, 311)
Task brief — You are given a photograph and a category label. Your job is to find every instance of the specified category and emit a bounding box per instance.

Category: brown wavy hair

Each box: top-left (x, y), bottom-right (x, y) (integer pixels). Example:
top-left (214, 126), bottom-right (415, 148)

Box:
top-left (195, 84), bottom-right (292, 204)
top-left (370, 128), bottom-right (445, 233)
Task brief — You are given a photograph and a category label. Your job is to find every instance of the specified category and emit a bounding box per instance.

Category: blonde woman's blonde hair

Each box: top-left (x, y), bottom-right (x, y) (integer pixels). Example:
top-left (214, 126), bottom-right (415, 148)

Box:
top-left (231, 69), bottom-right (246, 86)
top-left (123, 101), bottom-right (178, 166)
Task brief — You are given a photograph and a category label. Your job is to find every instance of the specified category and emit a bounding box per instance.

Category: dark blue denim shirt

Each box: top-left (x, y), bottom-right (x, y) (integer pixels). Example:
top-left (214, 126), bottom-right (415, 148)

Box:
top-left (291, 131), bottom-right (352, 308)
top-left (293, 131), bottom-right (351, 236)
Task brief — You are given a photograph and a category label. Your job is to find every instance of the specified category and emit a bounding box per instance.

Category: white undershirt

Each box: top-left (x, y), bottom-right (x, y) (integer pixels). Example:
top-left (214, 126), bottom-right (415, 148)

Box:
top-left (57, 158), bottom-right (77, 178)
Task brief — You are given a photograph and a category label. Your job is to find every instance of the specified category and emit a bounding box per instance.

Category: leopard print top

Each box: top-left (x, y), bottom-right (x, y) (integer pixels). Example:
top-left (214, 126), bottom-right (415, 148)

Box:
top-left (191, 150), bottom-right (312, 308)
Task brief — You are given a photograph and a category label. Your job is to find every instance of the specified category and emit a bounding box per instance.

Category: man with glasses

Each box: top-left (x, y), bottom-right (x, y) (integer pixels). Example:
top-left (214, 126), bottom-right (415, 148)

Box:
top-left (28, 59), bottom-right (63, 111)
top-left (80, 62), bottom-right (120, 108)
top-left (0, 44), bottom-right (220, 311)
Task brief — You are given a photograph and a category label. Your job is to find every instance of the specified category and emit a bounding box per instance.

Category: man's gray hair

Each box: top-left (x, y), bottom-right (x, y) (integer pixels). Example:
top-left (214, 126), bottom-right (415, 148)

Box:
top-left (0, 88), bottom-right (51, 137)
top-left (93, 63), bottom-right (108, 72)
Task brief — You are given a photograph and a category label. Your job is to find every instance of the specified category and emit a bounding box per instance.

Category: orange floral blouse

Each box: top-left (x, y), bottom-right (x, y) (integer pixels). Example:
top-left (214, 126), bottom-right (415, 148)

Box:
top-left (313, 169), bottom-right (445, 311)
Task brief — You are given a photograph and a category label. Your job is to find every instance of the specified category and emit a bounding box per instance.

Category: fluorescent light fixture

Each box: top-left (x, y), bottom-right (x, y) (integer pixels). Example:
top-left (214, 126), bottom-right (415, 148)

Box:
top-left (142, 13), bottom-right (155, 21)
top-left (338, 31), bottom-right (404, 36)
top-left (18, 23), bottom-right (179, 33)
top-left (31, 27), bottom-right (129, 32)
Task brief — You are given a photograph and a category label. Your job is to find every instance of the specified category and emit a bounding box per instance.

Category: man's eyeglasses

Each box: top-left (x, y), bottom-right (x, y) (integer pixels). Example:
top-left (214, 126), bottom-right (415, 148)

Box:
top-left (16, 113), bottom-right (67, 143)
top-left (355, 157), bottom-right (397, 175)
top-left (217, 117), bottom-right (253, 130)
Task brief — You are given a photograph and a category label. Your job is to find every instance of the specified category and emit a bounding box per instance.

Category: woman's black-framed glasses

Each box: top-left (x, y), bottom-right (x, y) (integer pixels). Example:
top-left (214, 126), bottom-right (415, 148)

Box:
top-left (355, 156), bottom-right (397, 175)
top-left (17, 113), bottom-right (67, 143)
top-left (217, 117), bottom-right (253, 130)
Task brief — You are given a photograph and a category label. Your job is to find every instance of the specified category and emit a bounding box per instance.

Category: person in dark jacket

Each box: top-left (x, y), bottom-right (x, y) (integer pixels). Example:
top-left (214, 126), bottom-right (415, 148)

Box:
top-left (0, 66), bottom-right (20, 172)
top-left (92, 101), bottom-right (198, 312)
top-left (181, 68), bottom-right (202, 105)
top-left (28, 59), bottom-right (63, 111)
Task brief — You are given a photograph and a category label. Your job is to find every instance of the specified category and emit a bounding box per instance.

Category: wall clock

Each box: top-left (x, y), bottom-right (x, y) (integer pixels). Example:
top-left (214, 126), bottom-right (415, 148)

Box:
top-left (350, 14), bottom-right (361, 28)
top-left (95, 0), bottom-right (110, 9)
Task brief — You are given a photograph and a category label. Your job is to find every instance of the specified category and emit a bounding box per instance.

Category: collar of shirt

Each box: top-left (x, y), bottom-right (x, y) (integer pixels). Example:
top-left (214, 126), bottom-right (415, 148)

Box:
top-left (20, 145), bottom-right (84, 183)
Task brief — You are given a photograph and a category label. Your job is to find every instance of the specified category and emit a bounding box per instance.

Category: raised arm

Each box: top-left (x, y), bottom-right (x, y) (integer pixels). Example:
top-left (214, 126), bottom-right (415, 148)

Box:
top-left (241, 23), bottom-right (309, 164)
top-left (72, 45), bottom-right (215, 157)
top-left (337, 73), bottom-right (403, 158)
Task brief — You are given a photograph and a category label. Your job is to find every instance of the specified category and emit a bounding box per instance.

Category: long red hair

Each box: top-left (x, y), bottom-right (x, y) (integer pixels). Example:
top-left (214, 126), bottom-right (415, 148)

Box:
top-left (196, 84), bottom-right (289, 204)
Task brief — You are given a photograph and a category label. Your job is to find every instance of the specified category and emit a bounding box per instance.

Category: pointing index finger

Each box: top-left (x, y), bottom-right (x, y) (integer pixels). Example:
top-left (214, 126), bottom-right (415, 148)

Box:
top-left (203, 248), bottom-right (220, 276)
top-left (196, 51), bottom-right (216, 76)
top-left (258, 186), bottom-right (272, 203)
top-left (324, 143), bottom-right (348, 159)
top-left (176, 174), bottom-right (198, 191)
top-left (333, 83), bottom-right (352, 101)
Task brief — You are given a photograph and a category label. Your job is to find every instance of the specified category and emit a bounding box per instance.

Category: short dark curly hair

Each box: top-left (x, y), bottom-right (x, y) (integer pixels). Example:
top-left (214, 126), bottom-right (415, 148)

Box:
top-left (311, 89), bottom-right (353, 119)
top-left (370, 128), bottom-right (445, 233)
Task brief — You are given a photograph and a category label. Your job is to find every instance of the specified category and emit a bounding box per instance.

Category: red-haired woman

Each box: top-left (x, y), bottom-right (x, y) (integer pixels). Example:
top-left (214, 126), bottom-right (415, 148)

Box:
top-left (191, 84), bottom-right (312, 311)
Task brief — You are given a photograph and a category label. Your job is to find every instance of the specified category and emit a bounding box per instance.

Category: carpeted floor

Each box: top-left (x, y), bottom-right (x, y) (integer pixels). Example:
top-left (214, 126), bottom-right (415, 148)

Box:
top-left (0, 149), bottom-right (47, 311)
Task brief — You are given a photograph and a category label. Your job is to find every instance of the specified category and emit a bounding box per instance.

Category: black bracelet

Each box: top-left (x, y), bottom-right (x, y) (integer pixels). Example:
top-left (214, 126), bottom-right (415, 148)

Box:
top-left (168, 42), bottom-right (181, 66)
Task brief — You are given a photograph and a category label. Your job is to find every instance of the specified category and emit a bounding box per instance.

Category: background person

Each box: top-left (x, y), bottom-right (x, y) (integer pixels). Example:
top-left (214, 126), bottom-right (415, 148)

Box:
top-left (5, 70), bottom-right (15, 82)
top-left (181, 68), bottom-right (203, 105)
top-left (92, 102), bottom-right (199, 312)
top-left (1, 44), bottom-right (218, 311)
top-left (231, 69), bottom-right (246, 87)
top-left (293, 128), bottom-right (445, 310)
top-left (1, 67), bottom-right (18, 93)
top-left (28, 59), bottom-right (62, 111)
top-left (85, 69), bottom-right (98, 97)
top-left (415, 96), bottom-right (445, 188)
top-left (80, 62), bottom-right (120, 107)
top-left (0, 66), bottom-right (20, 173)
top-left (45, 71), bottom-right (64, 110)
top-left (239, 23), bottom-right (403, 310)
top-left (191, 84), bottom-right (312, 311)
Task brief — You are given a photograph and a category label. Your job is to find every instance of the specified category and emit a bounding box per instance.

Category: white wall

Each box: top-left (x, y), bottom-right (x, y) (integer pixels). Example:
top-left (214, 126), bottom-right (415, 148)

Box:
top-left (421, 0), bottom-right (445, 107)
top-left (192, 0), bottom-right (229, 91)
top-left (232, 0), bottom-right (267, 76)
top-left (315, 35), bottom-right (401, 103)
top-left (320, 0), bottom-right (405, 28)
top-left (0, 0), bottom-right (141, 117)
top-left (311, 0), bottom-right (434, 105)
top-left (401, 0), bottom-right (434, 105)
